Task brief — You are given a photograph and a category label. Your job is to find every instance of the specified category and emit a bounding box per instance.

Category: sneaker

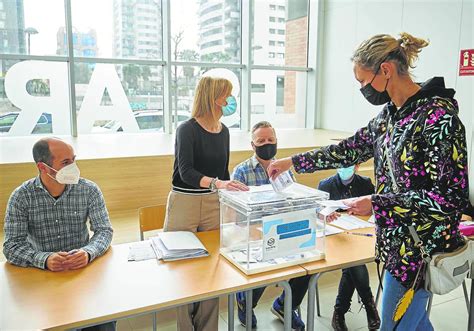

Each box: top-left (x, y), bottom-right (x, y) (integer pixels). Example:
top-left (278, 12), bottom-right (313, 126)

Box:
top-left (270, 297), bottom-right (305, 330)
top-left (236, 292), bottom-right (257, 328)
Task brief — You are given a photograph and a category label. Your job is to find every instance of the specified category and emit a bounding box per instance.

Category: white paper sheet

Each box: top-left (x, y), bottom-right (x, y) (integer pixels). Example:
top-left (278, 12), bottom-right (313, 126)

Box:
top-left (315, 222), bottom-right (344, 237)
top-left (158, 231), bottom-right (206, 251)
top-left (128, 241), bottom-right (158, 261)
top-left (319, 199), bottom-right (351, 210)
top-left (330, 214), bottom-right (375, 230)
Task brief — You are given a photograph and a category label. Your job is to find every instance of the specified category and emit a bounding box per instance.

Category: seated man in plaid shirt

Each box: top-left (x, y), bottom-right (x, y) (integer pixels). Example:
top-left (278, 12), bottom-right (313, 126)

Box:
top-left (232, 121), bottom-right (308, 331)
top-left (3, 137), bottom-right (114, 330)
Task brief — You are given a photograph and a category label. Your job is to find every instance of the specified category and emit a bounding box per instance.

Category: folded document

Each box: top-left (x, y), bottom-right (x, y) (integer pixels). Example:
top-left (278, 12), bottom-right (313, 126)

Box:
top-left (150, 231), bottom-right (209, 261)
top-left (128, 231), bottom-right (209, 262)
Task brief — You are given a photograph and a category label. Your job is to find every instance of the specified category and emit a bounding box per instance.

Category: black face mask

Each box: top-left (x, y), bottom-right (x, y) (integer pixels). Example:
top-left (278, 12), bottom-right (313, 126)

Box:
top-left (360, 72), bottom-right (391, 105)
top-left (254, 143), bottom-right (277, 160)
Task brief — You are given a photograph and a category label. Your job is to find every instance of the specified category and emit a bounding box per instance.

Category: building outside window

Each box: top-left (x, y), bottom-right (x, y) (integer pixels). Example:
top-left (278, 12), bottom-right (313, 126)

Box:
top-left (0, 0), bottom-right (313, 137)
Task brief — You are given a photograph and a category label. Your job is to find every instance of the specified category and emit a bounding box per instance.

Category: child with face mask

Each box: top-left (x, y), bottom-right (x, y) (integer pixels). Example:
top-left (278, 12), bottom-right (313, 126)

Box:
top-left (318, 165), bottom-right (380, 331)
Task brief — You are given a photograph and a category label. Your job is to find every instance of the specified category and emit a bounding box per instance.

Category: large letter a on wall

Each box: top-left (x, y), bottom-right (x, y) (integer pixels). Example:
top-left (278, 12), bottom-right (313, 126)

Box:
top-left (78, 64), bottom-right (139, 134)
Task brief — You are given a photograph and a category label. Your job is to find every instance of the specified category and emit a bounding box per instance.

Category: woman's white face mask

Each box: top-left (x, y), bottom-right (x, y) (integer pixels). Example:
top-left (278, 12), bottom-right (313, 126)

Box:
top-left (43, 162), bottom-right (81, 185)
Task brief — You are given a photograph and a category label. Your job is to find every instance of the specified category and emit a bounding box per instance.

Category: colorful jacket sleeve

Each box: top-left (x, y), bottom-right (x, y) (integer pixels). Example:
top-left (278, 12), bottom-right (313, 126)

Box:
top-left (292, 119), bottom-right (377, 173)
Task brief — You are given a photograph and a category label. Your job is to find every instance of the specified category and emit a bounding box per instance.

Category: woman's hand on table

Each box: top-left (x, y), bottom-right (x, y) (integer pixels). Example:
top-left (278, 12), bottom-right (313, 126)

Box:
top-left (217, 180), bottom-right (249, 191)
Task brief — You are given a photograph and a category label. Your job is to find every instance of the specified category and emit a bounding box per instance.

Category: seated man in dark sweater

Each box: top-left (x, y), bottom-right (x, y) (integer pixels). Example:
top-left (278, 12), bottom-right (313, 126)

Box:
top-left (318, 165), bottom-right (380, 331)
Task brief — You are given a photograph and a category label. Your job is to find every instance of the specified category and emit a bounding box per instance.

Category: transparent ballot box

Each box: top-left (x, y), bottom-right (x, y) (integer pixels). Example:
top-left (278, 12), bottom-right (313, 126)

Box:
top-left (219, 183), bottom-right (329, 275)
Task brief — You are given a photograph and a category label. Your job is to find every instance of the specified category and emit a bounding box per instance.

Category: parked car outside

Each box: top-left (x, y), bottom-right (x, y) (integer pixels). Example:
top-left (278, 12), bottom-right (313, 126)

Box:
top-left (0, 112), bottom-right (52, 134)
top-left (92, 110), bottom-right (191, 133)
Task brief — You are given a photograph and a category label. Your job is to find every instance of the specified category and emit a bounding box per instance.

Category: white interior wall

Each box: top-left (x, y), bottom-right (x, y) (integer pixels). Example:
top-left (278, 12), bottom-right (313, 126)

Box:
top-left (318, 0), bottom-right (473, 200)
top-left (318, 0), bottom-right (472, 131)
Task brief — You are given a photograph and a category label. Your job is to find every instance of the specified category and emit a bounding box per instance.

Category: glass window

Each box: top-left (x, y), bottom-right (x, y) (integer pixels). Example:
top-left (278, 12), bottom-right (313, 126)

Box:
top-left (251, 70), bottom-right (307, 129)
top-left (0, 60), bottom-right (62, 136)
top-left (0, 0), bottom-right (314, 138)
top-left (73, 62), bottom-right (164, 134)
top-left (171, 66), bottom-right (241, 130)
top-left (1, 0), bottom-right (65, 56)
top-left (251, 83), bottom-right (265, 93)
top-left (252, 0), bottom-right (308, 67)
top-left (72, 0), bottom-right (162, 59)
top-left (171, 0), bottom-right (241, 64)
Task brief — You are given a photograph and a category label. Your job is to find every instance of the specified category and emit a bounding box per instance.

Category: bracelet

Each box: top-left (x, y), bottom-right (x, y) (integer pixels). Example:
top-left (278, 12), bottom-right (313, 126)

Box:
top-left (209, 177), bottom-right (219, 192)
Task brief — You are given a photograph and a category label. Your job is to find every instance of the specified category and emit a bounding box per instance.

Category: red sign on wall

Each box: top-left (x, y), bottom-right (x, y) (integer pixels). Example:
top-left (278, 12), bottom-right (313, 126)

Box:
top-left (459, 49), bottom-right (474, 76)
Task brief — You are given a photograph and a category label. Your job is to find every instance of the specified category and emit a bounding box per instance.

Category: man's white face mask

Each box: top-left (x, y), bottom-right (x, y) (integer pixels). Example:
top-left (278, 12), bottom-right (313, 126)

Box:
top-left (43, 162), bottom-right (80, 185)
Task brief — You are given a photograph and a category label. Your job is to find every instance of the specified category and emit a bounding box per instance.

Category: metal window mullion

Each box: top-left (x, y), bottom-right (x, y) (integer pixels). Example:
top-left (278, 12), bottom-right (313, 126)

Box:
top-left (64, 0), bottom-right (78, 137)
top-left (170, 61), bottom-right (243, 69)
top-left (250, 64), bottom-right (312, 72)
top-left (162, 0), bottom-right (172, 134)
top-left (74, 56), bottom-right (166, 66)
top-left (0, 54), bottom-right (68, 61)
top-left (307, 0), bottom-right (325, 129)
top-left (240, 0), bottom-right (251, 132)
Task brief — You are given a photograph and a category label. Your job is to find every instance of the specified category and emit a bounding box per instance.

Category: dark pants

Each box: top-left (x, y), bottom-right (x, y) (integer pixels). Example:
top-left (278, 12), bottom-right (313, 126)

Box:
top-left (335, 264), bottom-right (374, 313)
top-left (243, 275), bottom-right (311, 310)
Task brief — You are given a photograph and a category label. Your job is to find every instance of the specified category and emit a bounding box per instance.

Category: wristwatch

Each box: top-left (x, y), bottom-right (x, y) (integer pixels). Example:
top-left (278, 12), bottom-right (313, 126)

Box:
top-left (209, 177), bottom-right (219, 192)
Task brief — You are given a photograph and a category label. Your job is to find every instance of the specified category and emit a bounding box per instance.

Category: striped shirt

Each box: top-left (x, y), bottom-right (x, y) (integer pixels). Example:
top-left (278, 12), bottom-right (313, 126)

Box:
top-left (3, 176), bottom-right (113, 269)
top-left (231, 155), bottom-right (295, 186)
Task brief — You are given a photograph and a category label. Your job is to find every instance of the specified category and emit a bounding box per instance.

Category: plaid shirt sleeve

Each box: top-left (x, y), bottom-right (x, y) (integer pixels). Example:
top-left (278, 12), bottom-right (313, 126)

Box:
top-left (231, 165), bottom-right (247, 184)
top-left (3, 188), bottom-right (52, 269)
top-left (81, 183), bottom-right (113, 262)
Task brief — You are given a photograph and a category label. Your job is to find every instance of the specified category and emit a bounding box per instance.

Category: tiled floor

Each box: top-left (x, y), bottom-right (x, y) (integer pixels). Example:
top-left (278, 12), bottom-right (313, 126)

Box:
top-left (0, 216), bottom-right (471, 330)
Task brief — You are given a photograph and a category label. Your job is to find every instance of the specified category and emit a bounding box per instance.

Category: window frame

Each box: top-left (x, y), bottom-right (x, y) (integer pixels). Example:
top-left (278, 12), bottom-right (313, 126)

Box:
top-left (0, 0), bottom-right (323, 137)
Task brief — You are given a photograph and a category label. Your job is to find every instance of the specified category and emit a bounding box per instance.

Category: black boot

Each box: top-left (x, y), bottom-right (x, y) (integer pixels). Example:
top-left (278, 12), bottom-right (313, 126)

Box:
top-left (364, 297), bottom-right (381, 330)
top-left (331, 310), bottom-right (348, 331)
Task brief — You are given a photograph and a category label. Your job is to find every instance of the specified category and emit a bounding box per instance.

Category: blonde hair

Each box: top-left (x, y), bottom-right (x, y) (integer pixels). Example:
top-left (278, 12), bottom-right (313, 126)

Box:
top-left (191, 76), bottom-right (233, 121)
top-left (351, 32), bottom-right (429, 76)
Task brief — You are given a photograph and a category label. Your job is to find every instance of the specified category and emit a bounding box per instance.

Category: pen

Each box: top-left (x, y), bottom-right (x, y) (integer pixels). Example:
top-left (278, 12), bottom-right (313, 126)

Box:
top-left (346, 232), bottom-right (374, 237)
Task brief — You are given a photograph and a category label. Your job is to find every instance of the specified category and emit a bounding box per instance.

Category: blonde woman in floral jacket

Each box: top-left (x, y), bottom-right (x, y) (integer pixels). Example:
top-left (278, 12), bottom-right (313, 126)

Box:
top-left (269, 32), bottom-right (469, 331)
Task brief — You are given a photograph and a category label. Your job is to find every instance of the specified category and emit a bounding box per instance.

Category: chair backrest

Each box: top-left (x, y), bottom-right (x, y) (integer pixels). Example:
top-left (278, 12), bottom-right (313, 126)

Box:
top-left (138, 204), bottom-right (166, 240)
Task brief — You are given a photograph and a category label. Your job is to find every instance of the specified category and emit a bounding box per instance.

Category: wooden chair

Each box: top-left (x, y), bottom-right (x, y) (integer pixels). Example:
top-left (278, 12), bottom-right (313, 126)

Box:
top-left (138, 204), bottom-right (166, 241)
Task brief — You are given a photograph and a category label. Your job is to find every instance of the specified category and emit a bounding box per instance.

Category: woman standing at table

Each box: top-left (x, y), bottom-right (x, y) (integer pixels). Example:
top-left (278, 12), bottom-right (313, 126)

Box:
top-left (268, 33), bottom-right (469, 330)
top-left (164, 76), bottom-right (247, 331)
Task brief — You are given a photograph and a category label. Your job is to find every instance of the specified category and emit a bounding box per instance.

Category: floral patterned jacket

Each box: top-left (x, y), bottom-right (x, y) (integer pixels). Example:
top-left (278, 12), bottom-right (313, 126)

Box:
top-left (293, 77), bottom-right (469, 288)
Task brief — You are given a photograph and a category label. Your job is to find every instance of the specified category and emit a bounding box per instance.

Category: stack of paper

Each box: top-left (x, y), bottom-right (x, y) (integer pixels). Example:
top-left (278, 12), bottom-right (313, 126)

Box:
top-left (150, 231), bottom-right (209, 261)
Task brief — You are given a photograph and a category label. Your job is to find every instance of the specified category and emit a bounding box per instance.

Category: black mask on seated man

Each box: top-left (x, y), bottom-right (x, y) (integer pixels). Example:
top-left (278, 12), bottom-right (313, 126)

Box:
top-left (254, 143), bottom-right (277, 160)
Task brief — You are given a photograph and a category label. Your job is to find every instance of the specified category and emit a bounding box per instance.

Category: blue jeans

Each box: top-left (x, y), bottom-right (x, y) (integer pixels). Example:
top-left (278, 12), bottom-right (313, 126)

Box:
top-left (380, 272), bottom-right (433, 331)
